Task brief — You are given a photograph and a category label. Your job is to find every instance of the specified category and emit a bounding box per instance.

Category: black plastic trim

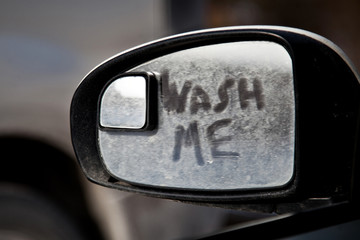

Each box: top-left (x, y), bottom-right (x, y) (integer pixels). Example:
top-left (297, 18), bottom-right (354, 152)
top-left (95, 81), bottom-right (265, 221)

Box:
top-left (199, 202), bottom-right (360, 239)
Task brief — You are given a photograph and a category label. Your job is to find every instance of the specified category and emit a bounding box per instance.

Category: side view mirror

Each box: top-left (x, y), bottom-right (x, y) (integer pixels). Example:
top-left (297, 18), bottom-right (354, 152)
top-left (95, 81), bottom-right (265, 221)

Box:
top-left (70, 26), bottom-right (360, 213)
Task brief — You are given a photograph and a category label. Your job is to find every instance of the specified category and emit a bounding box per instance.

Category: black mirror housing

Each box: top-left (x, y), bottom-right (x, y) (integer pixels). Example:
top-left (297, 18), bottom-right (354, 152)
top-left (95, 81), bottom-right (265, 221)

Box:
top-left (70, 26), bottom-right (360, 213)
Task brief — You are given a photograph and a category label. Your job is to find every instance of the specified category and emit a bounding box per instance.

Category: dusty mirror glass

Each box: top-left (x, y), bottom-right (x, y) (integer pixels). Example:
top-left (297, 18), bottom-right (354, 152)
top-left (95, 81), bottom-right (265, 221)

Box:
top-left (98, 41), bottom-right (295, 190)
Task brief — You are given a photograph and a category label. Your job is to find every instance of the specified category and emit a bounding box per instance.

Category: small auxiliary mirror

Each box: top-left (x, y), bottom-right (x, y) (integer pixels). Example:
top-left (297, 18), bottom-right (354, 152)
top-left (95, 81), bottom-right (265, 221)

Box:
top-left (100, 75), bottom-right (147, 129)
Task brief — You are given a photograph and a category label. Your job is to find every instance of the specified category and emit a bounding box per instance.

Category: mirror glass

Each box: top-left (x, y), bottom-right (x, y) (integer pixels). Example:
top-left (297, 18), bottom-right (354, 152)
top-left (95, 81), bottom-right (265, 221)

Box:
top-left (100, 76), bottom-right (146, 129)
top-left (98, 41), bottom-right (295, 190)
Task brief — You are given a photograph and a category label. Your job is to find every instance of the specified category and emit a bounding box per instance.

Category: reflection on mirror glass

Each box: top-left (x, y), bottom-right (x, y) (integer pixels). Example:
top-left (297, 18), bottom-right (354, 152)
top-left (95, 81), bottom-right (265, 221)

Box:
top-left (98, 41), bottom-right (295, 190)
top-left (100, 76), bottom-right (146, 129)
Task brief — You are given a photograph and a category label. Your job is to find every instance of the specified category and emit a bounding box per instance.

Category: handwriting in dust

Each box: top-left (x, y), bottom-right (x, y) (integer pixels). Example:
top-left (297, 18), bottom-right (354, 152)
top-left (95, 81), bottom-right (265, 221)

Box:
top-left (161, 71), bottom-right (265, 166)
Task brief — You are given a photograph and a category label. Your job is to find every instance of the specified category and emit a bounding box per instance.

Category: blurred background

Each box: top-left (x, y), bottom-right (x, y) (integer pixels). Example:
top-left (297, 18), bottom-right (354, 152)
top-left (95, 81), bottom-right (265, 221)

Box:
top-left (0, 0), bottom-right (359, 239)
